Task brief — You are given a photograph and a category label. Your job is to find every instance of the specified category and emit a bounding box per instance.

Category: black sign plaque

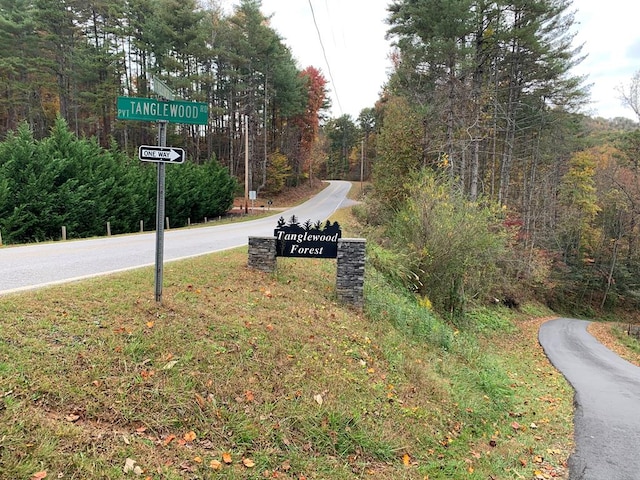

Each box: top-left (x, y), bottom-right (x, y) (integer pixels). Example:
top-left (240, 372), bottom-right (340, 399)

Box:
top-left (274, 216), bottom-right (341, 258)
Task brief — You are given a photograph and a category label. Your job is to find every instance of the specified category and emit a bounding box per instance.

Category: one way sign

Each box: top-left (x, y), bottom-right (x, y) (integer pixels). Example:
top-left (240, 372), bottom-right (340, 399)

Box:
top-left (138, 145), bottom-right (185, 164)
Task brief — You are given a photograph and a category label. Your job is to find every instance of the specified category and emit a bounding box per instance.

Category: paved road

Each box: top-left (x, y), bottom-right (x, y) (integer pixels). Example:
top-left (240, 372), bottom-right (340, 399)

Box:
top-left (539, 318), bottom-right (640, 480)
top-left (0, 180), bottom-right (352, 295)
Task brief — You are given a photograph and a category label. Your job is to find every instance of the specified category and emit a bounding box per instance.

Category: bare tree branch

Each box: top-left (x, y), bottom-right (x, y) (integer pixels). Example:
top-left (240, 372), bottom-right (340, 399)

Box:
top-left (618, 70), bottom-right (640, 120)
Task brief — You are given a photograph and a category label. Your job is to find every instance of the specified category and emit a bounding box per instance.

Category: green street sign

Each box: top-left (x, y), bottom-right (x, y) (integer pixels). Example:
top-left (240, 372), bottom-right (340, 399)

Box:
top-left (117, 96), bottom-right (208, 125)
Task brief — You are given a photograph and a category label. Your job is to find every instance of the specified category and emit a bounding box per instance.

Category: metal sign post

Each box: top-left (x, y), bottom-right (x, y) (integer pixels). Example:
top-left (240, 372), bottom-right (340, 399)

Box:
top-left (155, 121), bottom-right (167, 302)
top-left (117, 91), bottom-right (208, 303)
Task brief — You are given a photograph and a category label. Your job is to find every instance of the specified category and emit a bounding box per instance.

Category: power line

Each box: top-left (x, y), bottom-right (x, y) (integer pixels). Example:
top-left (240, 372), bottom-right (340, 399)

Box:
top-left (308, 0), bottom-right (343, 116)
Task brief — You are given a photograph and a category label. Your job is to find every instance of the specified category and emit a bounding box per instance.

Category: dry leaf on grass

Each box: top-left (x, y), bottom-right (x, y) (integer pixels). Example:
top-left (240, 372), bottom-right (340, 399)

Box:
top-left (123, 458), bottom-right (136, 473)
top-left (162, 360), bottom-right (179, 370)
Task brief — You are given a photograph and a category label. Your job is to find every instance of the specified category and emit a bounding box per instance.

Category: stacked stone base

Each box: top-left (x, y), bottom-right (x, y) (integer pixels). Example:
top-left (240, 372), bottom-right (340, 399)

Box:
top-left (248, 236), bottom-right (365, 309)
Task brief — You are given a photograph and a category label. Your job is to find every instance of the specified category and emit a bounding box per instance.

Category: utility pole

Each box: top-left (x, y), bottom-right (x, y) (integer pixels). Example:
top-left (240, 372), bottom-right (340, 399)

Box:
top-left (360, 139), bottom-right (365, 194)
top-left (244, 116), bottom-right (249, 214)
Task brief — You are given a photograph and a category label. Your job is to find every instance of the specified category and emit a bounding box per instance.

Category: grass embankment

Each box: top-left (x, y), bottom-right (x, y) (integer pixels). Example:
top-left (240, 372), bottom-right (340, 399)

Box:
top-left (1, 205), bottom-right (575, 479)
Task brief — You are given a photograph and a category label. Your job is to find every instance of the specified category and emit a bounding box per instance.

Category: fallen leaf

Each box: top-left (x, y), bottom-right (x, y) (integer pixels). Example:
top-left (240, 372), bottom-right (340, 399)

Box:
top-left (123, 458), bottom-right (136, 473)
top-left (163, 434), bottom-right (176, 446)
top-left (242, 458), bottom-right (256, 468)
top-left (31, 472), bottom-right (47, 480)
top-left (245, 390), bottom-right (255, 402)
top-left (402, 453), bottom-right (411, 466)
top-left (183, 431), bottom-right (196, 442)
top-left (179, 461), bottom-right (196, 473)
top-left (511, 421), bottom-right (521, 431)
top-left (313, 394), bottom-right (323, 405)
top-left (200, 439), bottom-right (214, 449)
top-left (162, 360), bottom-right (178, 370)
top-left (209, 460), bottom-right (222, 470)
top-left (193, 456), bottom-right (202, 464)
top-left (222, 452), bottom-right (232, 464)
top-left (65, 414), bottom-right (80, 423)
top-left (146, 321), bottom-right (155, 328)
top-left (195, 393), bottom-right (205, 407)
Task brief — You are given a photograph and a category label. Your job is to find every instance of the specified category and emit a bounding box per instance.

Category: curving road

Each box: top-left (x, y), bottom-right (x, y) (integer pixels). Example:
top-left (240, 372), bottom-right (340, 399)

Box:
top-left (539, 318), bottom-right (640, 480)
top-left (0, 180), bottom-right (352, 295)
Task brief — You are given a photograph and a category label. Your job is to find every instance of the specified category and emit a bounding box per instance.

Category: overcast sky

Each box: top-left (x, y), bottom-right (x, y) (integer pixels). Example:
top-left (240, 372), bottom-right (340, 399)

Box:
top-left (221, 0), bottom-right (640, 121)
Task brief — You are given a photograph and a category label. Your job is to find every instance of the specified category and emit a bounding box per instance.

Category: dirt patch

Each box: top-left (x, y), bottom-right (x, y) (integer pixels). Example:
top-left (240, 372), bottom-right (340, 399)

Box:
top-left (588, 322), bottom-right (640, 367)
top-left (233, 180), bottom-right (327, 211)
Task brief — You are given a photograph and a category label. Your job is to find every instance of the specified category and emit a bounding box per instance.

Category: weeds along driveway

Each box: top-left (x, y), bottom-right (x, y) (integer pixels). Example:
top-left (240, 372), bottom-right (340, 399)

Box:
top-left (539, 318), bottom-right (640, 480)
top-left (0, 181), bottom-right (352, 295)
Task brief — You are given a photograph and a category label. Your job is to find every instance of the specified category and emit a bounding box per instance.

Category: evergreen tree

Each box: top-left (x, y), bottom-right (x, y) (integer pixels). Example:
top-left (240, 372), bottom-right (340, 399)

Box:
top-left (0, 0), bottom-right (49, 136)
top-left (324, 115), bottom-right (359, 180)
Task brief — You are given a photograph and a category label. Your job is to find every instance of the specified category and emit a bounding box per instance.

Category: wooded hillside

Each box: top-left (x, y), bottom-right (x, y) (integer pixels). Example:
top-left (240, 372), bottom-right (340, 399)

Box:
top-left (365, 0), bottom-right (640, 316)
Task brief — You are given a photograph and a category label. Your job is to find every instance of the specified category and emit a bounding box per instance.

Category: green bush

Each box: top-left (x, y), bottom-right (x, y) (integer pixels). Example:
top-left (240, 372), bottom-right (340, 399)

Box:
top-left (0, 119), bottom-right (236, 243)
top-left (385, 170), bottom-right (509, 317)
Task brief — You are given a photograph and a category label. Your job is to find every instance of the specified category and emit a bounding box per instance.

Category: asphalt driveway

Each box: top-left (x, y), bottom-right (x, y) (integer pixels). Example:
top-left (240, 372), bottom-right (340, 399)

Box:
top-left (539, 318), bottom-right (640, 480)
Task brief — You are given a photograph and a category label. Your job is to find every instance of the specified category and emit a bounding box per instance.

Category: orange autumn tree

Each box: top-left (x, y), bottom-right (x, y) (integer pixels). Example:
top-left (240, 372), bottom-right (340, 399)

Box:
top-left (293, 66), bottom-right (328, 184)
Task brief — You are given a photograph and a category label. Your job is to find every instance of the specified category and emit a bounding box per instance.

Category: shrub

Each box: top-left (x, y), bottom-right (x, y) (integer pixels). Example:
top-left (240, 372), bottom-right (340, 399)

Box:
top-left (385, 170), bottom-right (509, 317)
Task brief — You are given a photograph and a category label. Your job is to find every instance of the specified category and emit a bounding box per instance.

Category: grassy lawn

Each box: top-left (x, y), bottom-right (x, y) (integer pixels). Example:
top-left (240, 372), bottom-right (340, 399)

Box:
top-left (0, 198), bottom-right (579, 479)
